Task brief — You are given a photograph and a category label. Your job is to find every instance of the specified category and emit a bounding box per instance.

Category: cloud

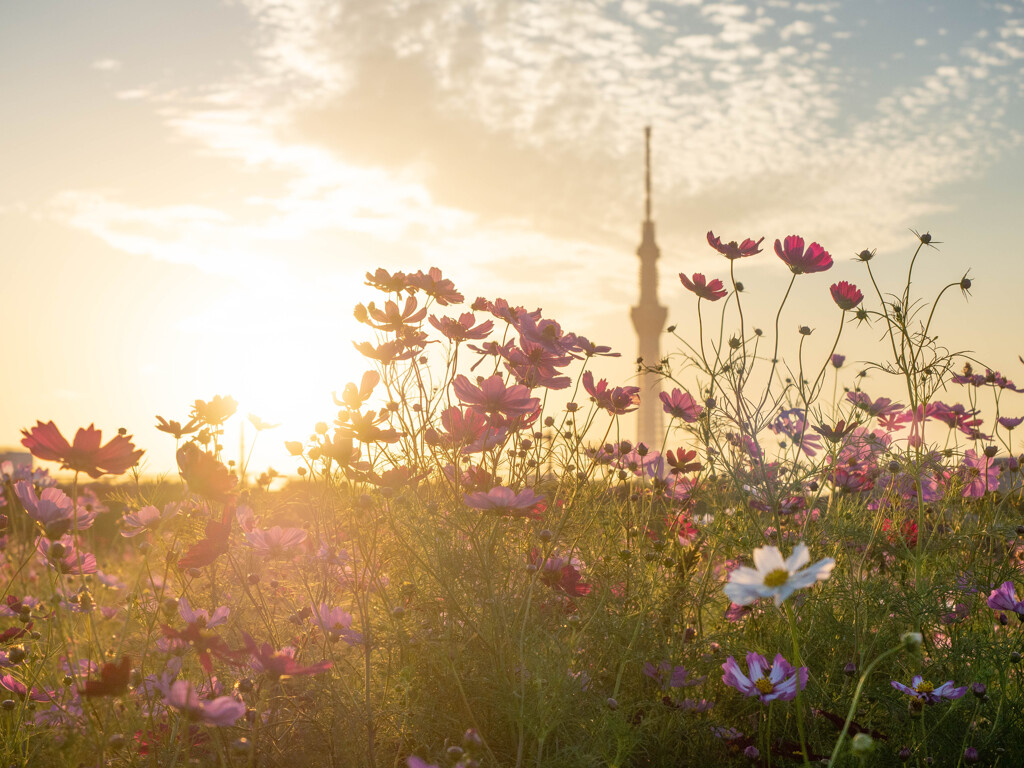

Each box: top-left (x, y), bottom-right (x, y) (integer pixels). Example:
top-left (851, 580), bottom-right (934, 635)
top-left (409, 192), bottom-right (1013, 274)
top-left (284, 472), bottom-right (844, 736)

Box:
top-left (91, 58), bottom-right (122, 72)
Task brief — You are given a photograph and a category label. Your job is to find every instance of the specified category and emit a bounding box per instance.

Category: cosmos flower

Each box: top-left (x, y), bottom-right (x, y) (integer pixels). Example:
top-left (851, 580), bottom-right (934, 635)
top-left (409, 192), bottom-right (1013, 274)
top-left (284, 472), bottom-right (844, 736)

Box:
top-left (830, 281), bottom-right (864, 310)
top-left (707, 231), bottom-right (764, 259)
top-left (679, 272), bottom-right (727, 301)
top-left (583, 371), bottom-right (641, 415)
top-left (37, 536), bottom-right (97, 575)
top-left (723, 543), bottom-right (835, 607)
top-left (120, 503), bottom-right (178, 538)
top-left (21, 421), bottom-right (143, 479)
top-left (987, 581), bottom-right (1024, 616)
top-left (14, 481), bottom-right (90, 539)
top-left (365, 268), bottom-right (409, 293)
top-left (312, 604), bottom-right (364, 645)
top-left (242, 634), bottom-right (332, 679)
top-left (407, 266), bottom-right (463, 306)
top-left (774, 236), bottom-right (833, 275)
top-left (660, 389), bottom-right (704, 422)
top-left (176, 443), bottom-right (237, 503)
top-left (163, 680), bottom-right (246, 726)
top-left (891, 676), bottom-right (966, 704)
top-left (245, 526), bottom-right (308, 559)
top-left (190, 396), bottom-right (238, 427)
top-left (80, 655), bottom-right (131, 697)
top-left (429, 312), bottom-right (494, 342)
top-left (464, 486), bottom-right (544, 517)
top-left (453, 374), bottom-right (540, 421)
top-left (722, 652), bottom-right (807, 704)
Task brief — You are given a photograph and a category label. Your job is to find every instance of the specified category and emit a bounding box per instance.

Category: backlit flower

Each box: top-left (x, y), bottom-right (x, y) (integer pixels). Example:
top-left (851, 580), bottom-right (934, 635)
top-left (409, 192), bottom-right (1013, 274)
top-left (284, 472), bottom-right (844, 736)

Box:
top-left (722, 652), bottom-right (807, 704)
top-left (583, 371), bottom-right (640, 415)
top-left (464, 486), bottom-right (544, 517)
top-left (679, 272), bottom-right (727, 301)
top-left (830, 281), bottom-right (864, 310)
top-left (164, 680), bottom-right (246, 726)
top-left (707, 231), bottom-right (764, 260)
top-left (774, 235), bottom-right (833, 275)
top-left (660, 389), bottom-right (704, 422)
top-left (21, 421), bottom-right (143, 479)
top-left (14, 481), bottom-right (88, 539)
top-left (723, 542), bottom-right (834, 607)
top-left (453, 374), bottom-right (540, 421)
top-left (176, 443), bottom-right (237, 503)
top-left (245, 526), bottom-right (307, 559)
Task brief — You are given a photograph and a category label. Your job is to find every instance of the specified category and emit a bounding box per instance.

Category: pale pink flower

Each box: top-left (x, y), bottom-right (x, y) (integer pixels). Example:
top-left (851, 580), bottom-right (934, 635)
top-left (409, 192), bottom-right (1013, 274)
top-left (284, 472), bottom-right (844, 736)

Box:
top-left (244, 526), bottom-right (307, 559)
top-left (164, 680), bottom-right (246, 726)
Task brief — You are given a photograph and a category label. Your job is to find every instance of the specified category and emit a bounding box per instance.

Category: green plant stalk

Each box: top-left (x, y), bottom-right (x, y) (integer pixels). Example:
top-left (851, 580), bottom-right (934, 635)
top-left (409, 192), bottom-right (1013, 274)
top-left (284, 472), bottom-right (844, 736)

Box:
top-left (784, 602), bottom-right (812, 768)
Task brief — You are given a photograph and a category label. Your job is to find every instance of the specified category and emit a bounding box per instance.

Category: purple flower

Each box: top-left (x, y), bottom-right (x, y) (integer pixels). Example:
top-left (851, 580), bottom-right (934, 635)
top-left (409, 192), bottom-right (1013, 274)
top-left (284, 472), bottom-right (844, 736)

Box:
top-left (643, 661), bottom-right (705, 690)
top-left (722, 652), bottom-right (807, 704)
top-left (987, 581), bottom-right (1024, 616)
top-left (890, 675), bottom-right (966, 704)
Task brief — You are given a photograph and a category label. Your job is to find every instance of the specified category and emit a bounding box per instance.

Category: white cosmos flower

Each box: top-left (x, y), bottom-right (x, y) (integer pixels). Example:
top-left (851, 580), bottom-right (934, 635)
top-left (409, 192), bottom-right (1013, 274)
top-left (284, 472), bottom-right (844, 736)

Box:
top-left (724, 542), bottom-right (835, 607)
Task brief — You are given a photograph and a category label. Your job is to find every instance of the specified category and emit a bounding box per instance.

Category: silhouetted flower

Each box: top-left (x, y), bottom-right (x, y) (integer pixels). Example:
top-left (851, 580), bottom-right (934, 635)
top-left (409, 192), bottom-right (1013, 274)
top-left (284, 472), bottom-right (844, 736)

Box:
top-left (679, 272), bottom-right (727, 301)
top-left (707, 231), bottom-right (764, 259)
top-left (21, 421), bottom-right (143, 478)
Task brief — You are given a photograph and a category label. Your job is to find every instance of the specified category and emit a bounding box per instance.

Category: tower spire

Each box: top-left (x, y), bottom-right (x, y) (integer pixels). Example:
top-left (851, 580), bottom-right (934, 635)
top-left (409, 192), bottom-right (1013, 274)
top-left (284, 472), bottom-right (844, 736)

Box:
top-left (630, 126), bottom-right (668, 451)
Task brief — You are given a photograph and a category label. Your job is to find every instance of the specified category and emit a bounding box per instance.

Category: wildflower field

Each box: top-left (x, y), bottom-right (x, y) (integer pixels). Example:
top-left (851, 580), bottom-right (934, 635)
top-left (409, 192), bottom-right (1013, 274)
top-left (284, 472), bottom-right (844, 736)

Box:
top-left (3, 231), bottom-right (1024, 768)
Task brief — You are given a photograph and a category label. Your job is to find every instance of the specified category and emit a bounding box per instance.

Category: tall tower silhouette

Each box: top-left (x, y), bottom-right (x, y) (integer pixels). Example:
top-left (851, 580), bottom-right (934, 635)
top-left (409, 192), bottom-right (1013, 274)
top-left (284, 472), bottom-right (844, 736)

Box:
top-left (630, 126), bottom-right (668, 451)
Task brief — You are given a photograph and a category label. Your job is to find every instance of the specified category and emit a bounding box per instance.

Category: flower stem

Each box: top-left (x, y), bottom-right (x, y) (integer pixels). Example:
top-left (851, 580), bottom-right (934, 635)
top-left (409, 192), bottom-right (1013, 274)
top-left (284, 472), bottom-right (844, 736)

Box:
top-left (784, 602), bottom-right (812, 768)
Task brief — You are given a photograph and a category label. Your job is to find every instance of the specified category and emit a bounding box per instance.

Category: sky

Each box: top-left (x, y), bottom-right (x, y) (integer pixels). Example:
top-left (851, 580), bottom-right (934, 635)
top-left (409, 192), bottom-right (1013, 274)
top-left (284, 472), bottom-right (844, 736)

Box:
top-left (2, 0), bottom-right (1023, 479)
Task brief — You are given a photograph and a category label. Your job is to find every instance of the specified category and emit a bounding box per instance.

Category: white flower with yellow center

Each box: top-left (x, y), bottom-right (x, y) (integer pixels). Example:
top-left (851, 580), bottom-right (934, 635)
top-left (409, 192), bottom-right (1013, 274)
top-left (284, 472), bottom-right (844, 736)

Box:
top-left (724, 542), bottom-right (835, 607)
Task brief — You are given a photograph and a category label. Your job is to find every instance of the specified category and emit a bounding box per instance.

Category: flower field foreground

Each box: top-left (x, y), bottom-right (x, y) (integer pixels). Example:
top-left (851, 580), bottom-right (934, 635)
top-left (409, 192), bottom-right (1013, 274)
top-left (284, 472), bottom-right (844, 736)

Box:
top-left (3, 232), bottom-right (1024, 767)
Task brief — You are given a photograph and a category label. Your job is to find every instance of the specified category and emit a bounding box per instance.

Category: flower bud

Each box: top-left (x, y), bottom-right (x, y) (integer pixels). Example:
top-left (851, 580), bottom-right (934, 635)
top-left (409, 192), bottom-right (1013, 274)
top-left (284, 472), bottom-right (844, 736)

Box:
top-left (850, 733), bottom-right (874, 756)
top-left (964, 746), bottom-right (979, 763)
top-left (743, 746), bottom-right (759, 761)
top-left (901, 631), bottom-right (923, 653)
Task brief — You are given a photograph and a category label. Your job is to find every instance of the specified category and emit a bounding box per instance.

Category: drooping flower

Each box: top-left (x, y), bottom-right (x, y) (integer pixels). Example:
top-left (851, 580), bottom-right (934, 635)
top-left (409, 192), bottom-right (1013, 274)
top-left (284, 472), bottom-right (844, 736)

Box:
top-left (774, 235), bottom-right (833, 275)
top-left (21, 421), bottom-right (143, 479)
top-left (679, 273), bottom-right (727, 301)
top-left (660, 389), bottom-right (704, 422)
top-left (722, 652), bottom-right (807, 704)
top-left (707, 231), bottom-right (764, 260)
top-left (723, 543), bottom-right (834, 607)
top-left (177, 504), bottom-right (234, 570)
top-left (830, 281), bottom-right (864, 310)
top-left (163, 680), bottom-right (246, 726)
top-left (891, 676), bottom-right (966, 704)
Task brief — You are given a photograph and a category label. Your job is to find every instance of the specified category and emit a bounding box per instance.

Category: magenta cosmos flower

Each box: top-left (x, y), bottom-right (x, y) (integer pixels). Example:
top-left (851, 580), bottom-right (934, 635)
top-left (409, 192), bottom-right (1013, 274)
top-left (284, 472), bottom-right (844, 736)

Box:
top-left (164, 680), bottom-right (246, 726)
top-left (679, 273), bottom-right (727, 301)
top-left (582, 371), bottom-right (640, 415)
top-left (660, 389), bottom-right (704, 422)
top-left (830, 281), bottom-right (864, 310)
top-left (722, 652), bottom-right (807, 704)
top-left (707, 231), bottom-right (764, 259)
top-left (774, 236), bottom-right (833, 275)
top-left (14, 481), bottom-right (93, 539)
top-left (21, 421), bottom-right (143, 479)
top-left (891, 676), bottom-right (966, 704)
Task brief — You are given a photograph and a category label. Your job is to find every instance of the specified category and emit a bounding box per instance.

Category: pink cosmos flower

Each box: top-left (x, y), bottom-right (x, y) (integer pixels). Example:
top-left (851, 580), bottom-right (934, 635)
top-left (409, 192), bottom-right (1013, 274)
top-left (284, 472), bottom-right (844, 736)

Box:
top-left (14, 481), bottom-right (90, 539)
top-left (313, 604), bottom-right (364, 645)
top-left (774, 235), bottom-right (833, 275)
top-left (960, 449), bottom-right (999, 498)
top-left (830, 281), bottom-right (864, 310)
top-left (679, 273), bottom-right (727, 301)
top-left (660, 389), bottom-right (704, 422)
top-left (21, 421), bottom-right (143, 479)
top-left (429, 312), bottom-right (494, 342)
top-left (707, 231), bottom-right (764, 259)
top-left (722, 652), bottom-right (807, 704)
top-left (364, 268), bottom-right (408, 293)
top-left (1, 673), bottom-right (56, 703)
top-left (120, 502), bottom-right (178, 537)
top-left (452, 374), bottom-right (540, 421)
top-left (244, 526), bottom-right (307, 559)
top-left (164, 680), bottom-right (246, 726)
top-left (464, 486), bottom-right (544, 517)
top-left (178, 597), bottom-right (229, 629)
top-left (643, 662), bottom-right (705, 690)
top-left (575, 336), bottom-right (620, 358)
top-left (987, 581), bottom-right (1024, 616)
top-left (582, 371), bottom-right (640, 415)
top-left (847, 392), bottom-right (905, 418)
top-left (424, 407), bottom-right (504, 454)
top-left (37, 536), bottom-right (97, 575)
top-left (891, 676), bottom-right (966, 704)
top-left (407, 267), bottom-right (463, 306)
top-left (364, 297), bottom-right (428, 333)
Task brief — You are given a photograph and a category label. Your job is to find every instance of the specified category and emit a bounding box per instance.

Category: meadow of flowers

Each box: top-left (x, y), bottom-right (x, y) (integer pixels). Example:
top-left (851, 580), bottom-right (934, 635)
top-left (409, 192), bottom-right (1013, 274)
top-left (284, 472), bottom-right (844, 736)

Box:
top-left (2, 230), bottom-right (1023, 767)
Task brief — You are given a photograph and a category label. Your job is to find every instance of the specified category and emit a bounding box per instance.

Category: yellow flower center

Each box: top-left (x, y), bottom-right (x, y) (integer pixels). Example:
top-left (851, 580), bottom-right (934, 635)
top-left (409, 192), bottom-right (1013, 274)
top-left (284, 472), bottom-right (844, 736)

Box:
top-left (754, 676), bottom-right (774, 694)
top-left (763, 568), bottom-right (790, 588)
top-left (915, 680), bottom-right (934, 694)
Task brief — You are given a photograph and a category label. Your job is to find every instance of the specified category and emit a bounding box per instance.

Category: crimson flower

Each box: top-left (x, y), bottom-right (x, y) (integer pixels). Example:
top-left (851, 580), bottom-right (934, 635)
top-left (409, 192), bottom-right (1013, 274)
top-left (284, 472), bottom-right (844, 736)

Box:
top-left (243, 634), bottom-right (332, 679)
top-left (679, 273), bottom-right (727, 301)
top-left (707, 231), bottom-right (764, 259)
top-left (582, 371), bottom-right (640, 415)
top-left (21, 421), bottom-right (143, 479)
top-left (830, 281), bottom-right (864, 310)
top-left (774, 235), bottom-right (833, 275)
top-left (666, 448), bottom-right (702, 474)
top-left (178, 505), bottom-right (234, 570)
top-left (80, 655), bottom-right (132, 697)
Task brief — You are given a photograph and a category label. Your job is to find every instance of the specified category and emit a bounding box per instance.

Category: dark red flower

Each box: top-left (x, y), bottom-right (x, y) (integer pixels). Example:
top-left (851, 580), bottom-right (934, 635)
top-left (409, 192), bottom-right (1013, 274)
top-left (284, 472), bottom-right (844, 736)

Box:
top-left (178, 504), bottom-right (234, 570)
top-left (707, 231), bottom-right (764, 260)
top-left (80, 655), bottom-right (131, 697)
top-left (666, 448), bottom-right (702, 474)
top-left (774, 235), bottom-right (833, 275)
top-left (21, 421), bottom-right (143, 479)
top-left (829, 281), bottom-right (864, 310)
top-left (176, 443), bottom-right (237, 503)
top-left (679, 273), bottom-right (727, 301)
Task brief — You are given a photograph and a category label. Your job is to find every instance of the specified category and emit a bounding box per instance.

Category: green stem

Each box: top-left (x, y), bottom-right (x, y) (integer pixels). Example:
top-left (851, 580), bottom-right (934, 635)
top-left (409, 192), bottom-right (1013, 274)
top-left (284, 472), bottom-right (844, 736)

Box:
top-left (784, 603), bottom-right (812, 768)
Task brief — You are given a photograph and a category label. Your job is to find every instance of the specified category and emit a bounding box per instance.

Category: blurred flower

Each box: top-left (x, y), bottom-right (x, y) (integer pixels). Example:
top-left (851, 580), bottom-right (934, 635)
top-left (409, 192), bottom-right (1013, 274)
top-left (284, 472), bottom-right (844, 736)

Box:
top-left (245, 526), bottom-right (307, 559)
top-left (155, 416), bottom-right (201, 439)
top-left (37, 536), bottom-right (97, 575)
top-left (987, 581), bottom-right (1024, 616)
top-left (722, 652), bottom-right (807, 704)
top-left (176, 444), bottom-right (237, 503)
top-left (364, 268), bottom-right (408, 293)
top-left (120, 503), bottom-right (178, 538)
top-left (464, 486), bottom-right (544, 517)
top-left (643, 662), bottom-right (705, 690)
top-left (21, 421), bottom-right (143, 479)
top-left (724, 542), bottom-right (834, 607)
top-left (80, 655), bottom-right (131, 697)
top-left (191, 396), bottom-right (237, 427)
top-left (333, 371), bottom-right (381, 410)
top-left (774, 235), bottom-right (833, 275)
top-left (164, 680), bottom-right (246, 726)
top-left (242, 634), bottom-right (332, 679)
top-left (831, 354), bottom-right (845, 368)
top-left (312, 604), bottom-right (363, 645)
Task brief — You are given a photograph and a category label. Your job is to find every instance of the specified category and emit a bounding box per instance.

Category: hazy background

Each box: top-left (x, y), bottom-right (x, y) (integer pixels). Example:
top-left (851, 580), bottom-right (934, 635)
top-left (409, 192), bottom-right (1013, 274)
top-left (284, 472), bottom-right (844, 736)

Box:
top-left (2, 0), bottom-right (1022, 478)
